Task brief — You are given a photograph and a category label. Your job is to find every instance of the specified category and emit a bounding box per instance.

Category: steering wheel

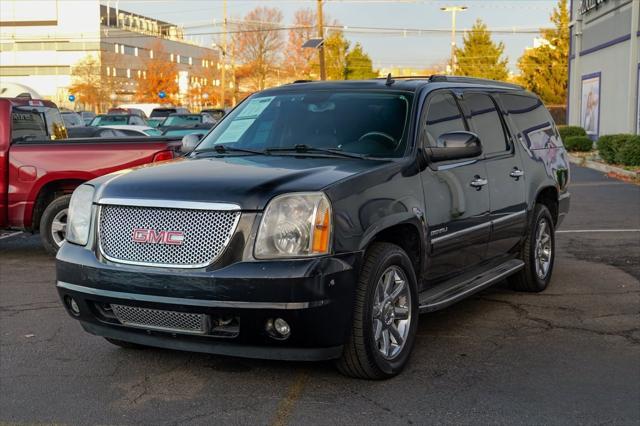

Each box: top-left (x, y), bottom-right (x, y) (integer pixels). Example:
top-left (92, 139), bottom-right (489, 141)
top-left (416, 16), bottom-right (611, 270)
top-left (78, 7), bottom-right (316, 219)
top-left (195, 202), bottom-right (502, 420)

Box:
top-left (357, 131), bottom-right (398, 149)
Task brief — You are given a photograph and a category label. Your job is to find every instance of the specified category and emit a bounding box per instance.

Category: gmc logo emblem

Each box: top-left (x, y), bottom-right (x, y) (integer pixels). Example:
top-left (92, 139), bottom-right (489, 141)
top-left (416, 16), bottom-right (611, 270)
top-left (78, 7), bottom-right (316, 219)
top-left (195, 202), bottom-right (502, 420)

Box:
top-left (132, 228), bottom-right (185, 245)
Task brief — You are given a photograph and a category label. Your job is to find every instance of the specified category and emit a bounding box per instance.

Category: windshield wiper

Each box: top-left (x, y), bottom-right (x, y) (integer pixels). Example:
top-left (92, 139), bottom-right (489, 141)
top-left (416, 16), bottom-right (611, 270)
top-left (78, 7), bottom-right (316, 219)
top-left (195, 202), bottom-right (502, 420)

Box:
top-left (192, 144), bottom-right (268, 156)
top-left (265, 144), bottom-right (368, 159)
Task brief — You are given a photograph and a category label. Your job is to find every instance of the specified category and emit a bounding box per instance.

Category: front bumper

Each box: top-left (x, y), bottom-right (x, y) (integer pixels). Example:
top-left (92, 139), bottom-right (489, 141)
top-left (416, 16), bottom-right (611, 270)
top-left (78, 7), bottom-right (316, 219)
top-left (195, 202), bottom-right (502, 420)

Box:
top-left (56, 242), bottom-right (361, 361)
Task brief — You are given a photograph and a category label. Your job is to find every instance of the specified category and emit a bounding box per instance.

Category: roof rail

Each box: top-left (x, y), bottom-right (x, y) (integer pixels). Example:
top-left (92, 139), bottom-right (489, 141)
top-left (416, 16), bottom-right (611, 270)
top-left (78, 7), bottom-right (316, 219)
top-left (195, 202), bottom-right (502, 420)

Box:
top-left (292, 79), bottom-right (314, 84)
top-left (428, 75), bottom-right (522, 89)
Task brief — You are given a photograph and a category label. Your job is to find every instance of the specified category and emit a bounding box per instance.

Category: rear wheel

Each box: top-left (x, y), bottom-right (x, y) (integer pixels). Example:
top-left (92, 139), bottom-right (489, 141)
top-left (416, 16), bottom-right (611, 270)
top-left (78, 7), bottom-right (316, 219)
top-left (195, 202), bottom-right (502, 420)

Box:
top-left (337, 242), bottom-right (418, 379)
top-left (509, 204), bottom-right (555, 292)
top-left (39, 195), bottom-right (72, 256)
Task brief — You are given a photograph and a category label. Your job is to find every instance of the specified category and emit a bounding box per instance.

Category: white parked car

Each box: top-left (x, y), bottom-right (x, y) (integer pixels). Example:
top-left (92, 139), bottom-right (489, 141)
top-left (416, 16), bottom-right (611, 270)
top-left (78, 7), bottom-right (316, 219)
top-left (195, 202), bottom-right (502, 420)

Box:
top-left (101, 125), bottom-right (162, 136)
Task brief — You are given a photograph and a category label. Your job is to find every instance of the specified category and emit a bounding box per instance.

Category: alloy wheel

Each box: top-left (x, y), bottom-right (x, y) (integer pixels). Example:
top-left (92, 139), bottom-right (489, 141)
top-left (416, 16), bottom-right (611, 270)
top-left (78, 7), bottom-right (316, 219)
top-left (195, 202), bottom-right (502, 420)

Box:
top-left (51, 208), bottom-right (68, 247)
top-left (534, 218), bottom-right (552, 279)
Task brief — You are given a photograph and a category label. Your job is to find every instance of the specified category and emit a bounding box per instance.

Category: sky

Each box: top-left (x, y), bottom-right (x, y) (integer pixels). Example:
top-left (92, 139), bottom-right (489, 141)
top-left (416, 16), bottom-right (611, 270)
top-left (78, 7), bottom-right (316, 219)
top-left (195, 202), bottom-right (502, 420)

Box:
top-left (115, 0), bottom-right (559, 72)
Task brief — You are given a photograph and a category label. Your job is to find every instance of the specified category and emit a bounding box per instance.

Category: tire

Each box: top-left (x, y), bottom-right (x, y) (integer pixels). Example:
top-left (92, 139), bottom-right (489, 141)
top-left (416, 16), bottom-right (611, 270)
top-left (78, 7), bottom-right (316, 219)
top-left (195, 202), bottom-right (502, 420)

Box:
top-left (104, 338), bottom-right (148, 350)
top-left (509, 204), bottom-right (556, 292)
top-left (39, 194), bottom-right (72, 256)
top-left (337, 242), bottom-right (419, 379)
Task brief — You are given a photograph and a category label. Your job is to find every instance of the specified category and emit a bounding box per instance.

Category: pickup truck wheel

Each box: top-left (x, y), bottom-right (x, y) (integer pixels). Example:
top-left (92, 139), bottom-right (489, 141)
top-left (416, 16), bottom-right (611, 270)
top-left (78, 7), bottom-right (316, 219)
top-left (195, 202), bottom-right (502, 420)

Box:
top-left (104, 338), bottom-right (148, 350)
top-left (337, 242), bottom-right (418, 379)
top-left (509, 204), bottom-right (555, 292)
top-left (39, 195), bottom-right (72, 256)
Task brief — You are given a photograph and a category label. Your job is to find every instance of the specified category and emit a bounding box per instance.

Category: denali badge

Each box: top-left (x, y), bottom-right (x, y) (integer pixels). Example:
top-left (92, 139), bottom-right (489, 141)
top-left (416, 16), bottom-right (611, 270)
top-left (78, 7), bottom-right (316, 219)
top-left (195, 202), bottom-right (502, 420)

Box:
top-left (132, 229), bottom-right (185, 245)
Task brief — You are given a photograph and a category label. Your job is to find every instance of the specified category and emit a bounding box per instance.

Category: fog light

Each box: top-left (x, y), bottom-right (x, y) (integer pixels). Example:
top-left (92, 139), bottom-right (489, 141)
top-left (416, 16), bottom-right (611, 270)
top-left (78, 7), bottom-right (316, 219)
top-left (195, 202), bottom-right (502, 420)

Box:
top-left (265, 317), bottom-right (291, 340)
top-left (65, 296), bottom-right (80, 316)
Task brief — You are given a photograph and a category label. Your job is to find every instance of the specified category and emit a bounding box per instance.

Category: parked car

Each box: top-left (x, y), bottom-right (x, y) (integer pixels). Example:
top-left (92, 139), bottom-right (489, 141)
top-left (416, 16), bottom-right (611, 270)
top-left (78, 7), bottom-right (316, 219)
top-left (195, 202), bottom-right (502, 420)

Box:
top-left (79, 111), bottom-right (96, 126)
top-left (90, 114), bottom-right (147, 127)
top-left (150, 107), bottom-right (189, 119)
top-left (160, 125), bottom-right (211, 138)
top-left (146, 118), bottom-right (164, 128)
top-left (56, 76), bottom-right (570, 379)
top-left (61, 111), bottom-right (85, 128)
top-left (159, 113), bottom-right (215, 128)
top-left (201, 108), bottom-right (226, 122)
top-left (107, 107), bottom-right (147, 119)
top-left (66, 127), bottom-right (131, 138)
top-left (1, 97), bottom-right (182, 254)
top-left (101, 125), bottom-right (162, 136)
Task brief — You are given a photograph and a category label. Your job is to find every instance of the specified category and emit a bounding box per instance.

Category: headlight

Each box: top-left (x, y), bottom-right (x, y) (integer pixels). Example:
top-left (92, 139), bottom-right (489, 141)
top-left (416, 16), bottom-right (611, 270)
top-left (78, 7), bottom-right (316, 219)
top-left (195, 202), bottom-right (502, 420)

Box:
top-left (66, 185), bottom-right (95, 246)
top-left (255, 192), bottom-right (332, 259)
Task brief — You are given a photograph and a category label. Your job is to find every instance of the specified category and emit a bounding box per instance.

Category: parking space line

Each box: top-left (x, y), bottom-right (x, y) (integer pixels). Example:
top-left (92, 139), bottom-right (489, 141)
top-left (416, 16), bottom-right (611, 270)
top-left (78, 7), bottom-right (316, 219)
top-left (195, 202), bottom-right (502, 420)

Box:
top-left (0, 231), bottom-right (23, 240)
top-left (271, 371), bottom-right (308, 426)
top-left (557, 229), bottom-right (640, 233)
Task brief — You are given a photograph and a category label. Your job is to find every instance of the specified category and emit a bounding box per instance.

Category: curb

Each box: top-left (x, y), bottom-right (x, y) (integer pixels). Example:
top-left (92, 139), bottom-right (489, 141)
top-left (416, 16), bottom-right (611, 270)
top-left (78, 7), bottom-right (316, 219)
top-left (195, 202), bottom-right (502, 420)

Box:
top-left (567, 154), bottom-right (639, 181)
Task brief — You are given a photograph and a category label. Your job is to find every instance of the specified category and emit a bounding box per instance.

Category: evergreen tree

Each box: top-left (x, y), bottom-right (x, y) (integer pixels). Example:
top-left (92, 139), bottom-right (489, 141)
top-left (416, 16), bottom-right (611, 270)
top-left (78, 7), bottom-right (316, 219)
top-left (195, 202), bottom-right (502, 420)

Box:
top-left (345, 43), bottom-right (378, 80)
top-left (455, 19), bottom-right (509, 81)
top-left (517, 0), bottom-right (569, 104)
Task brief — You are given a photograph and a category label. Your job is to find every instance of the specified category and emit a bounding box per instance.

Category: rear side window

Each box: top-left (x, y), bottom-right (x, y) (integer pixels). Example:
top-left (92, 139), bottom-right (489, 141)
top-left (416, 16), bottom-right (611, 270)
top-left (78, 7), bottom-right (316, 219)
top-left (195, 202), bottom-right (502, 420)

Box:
top-left (423, 92), bottom-right (466, 146)
top-left (463, 93), bottom-right (508, 155)
top-left (11, 110), bottom-right (48, 141)
top-left (500, 93), bottom-right (560, 150)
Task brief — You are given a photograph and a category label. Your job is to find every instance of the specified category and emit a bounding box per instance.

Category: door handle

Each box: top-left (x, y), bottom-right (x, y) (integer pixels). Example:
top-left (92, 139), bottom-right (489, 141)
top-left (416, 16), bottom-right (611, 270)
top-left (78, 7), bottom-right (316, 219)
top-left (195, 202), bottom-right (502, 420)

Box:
top-left (509, 168), bottom-right (524, 180)
top-left (470, 176), bottom-right (488, 190)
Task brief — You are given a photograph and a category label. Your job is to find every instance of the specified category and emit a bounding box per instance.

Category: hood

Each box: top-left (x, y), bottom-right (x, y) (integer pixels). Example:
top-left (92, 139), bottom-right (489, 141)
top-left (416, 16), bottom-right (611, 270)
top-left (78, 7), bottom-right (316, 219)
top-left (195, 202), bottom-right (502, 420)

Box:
top-left (94, 155), bottom-right (387, 210)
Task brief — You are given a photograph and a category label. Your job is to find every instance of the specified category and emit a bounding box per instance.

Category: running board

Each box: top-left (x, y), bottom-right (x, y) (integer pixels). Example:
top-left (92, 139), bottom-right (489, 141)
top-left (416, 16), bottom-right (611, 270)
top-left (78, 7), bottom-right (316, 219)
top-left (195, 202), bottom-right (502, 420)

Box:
top-left (418, 259), bottom-right (524, 313)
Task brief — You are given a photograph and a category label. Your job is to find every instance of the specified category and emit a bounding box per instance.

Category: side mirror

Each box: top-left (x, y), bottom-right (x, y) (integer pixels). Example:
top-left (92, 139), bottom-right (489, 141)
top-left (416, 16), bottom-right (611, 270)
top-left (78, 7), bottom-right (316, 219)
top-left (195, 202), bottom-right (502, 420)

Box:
top-left (180, 133), bottom-right (202, 154)
top-left (426, 131), bottom-right (482, 162)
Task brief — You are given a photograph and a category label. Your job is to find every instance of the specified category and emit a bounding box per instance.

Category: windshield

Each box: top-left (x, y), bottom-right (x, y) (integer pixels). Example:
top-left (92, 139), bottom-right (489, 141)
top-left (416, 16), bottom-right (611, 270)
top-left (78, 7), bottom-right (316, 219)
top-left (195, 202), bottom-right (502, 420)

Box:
top-left (196, 91), bottom-right (412, 158)
top-left (163, 128), bottom-right (207, 137)
top-left (91, 115), bottom-right (128, 126)
top-left (62, 113), bottom-right (84, 128)
top-left (162, 115), bottom-right (202, 126)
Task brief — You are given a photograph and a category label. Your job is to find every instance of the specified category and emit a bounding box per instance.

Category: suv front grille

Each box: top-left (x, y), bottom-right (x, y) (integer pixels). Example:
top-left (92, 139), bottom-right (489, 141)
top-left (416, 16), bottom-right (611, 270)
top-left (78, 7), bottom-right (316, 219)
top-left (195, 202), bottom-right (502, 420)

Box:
top-left (98, 204), bottom-right (240, 268)
top-left (110, 304), bottom-right (207, 334)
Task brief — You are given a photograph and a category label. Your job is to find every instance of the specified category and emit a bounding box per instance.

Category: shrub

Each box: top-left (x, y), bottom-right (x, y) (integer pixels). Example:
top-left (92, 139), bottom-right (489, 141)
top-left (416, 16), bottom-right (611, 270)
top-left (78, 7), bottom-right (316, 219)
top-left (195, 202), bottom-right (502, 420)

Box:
top-left (597, 134), bottom-right (633, 164)
top-left (615, 136), bottom-right (640, 166)
top-left (558, 125), bottom-right (586, 140)
top-left (563, 135), bottom-right (593, 152)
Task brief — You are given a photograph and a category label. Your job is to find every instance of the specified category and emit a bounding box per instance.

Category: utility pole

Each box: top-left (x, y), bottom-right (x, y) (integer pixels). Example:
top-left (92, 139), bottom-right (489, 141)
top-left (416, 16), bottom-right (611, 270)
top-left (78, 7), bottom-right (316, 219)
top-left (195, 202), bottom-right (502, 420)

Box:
top-left (220, 0), bottom-right (227, 107)
top-left (317, 0), bottom-right (326, 80)
top-left (440, 6), bottom-right (467, 74)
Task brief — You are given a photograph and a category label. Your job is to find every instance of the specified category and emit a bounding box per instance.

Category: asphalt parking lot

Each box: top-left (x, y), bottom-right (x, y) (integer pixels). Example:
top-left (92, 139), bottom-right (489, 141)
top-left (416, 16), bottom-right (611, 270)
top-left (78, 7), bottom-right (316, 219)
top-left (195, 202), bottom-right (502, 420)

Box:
top-left (1, 165), bottom-right (638, 425)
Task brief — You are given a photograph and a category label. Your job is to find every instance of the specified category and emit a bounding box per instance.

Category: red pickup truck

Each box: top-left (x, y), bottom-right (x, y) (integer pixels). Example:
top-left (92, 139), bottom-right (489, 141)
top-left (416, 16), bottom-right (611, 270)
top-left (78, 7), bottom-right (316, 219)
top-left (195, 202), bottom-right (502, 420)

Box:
top-left (0, 97), bottom-right (182, 254)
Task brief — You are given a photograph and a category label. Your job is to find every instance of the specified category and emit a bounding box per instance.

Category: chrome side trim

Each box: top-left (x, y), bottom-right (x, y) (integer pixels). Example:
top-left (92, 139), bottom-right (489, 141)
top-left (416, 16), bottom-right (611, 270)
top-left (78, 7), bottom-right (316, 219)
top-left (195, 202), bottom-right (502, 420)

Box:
top-left (431, 220), bottom-right (491, 244)
top-left (431, 210), bottom-right (527, 244)
top-left (57, 281), bottom-right (328, 310)
top-left (436, 159), bottom-right (477, 171)
top-left (98, 198), bottom-right (241, 211)
top-left (492, 210), bottom-right (527, 225)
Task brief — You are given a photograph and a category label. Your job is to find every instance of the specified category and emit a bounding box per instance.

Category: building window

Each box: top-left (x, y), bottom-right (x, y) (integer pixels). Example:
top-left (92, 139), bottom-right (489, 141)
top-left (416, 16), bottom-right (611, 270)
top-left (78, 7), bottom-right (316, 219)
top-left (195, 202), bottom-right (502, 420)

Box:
top-left (114, 43), bottom-right (119, 53)
top-left (177, 54), bottom-right (180, 63)
top-left (127, 69), bottom-right (131, 78)
top-left (143, 70), bottom-right (147, 79)
top-left (134, 47), bottom-right (138, 56)
top-left (112, 68), bottom-right (117, 77)
top-left (188, 57), bottom-right (192, 65)
top-left (120, 45), bottom-right (124, 54)
top-left (107, 67), bottom-right (110, 76)
top-left (150, 50), bottom-right (154, 59)
top-left (137, 70), bottom-right (141, 78)
top-left (170, 53), bottom-right (174, 62)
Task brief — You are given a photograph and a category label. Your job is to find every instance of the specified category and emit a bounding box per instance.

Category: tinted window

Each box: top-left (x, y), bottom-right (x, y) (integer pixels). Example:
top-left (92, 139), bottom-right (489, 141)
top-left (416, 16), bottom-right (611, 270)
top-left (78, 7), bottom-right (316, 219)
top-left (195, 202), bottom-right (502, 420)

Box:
top-left (423, 91), bottom-right (466, 146)
top-left (130, 116), bottom-right (145, 125)
top-left (197, 91), bottom-right (412, 158)
top-left (500, 93), bottom-right (560, 150)
top-left (464, 93), bottom-right (508, 154)
top-left (11, 110), bottom-right (48, 141)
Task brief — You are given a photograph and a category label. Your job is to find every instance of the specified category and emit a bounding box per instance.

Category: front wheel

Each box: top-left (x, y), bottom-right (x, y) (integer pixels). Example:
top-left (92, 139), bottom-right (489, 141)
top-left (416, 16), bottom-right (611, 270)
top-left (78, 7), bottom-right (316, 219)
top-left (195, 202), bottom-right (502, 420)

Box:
top-left (337, 242), bottom-right (419, 379)
top-left (39, 195), bottom-right (72, 256)
top-left (509, 204), bottom-right (556, 292)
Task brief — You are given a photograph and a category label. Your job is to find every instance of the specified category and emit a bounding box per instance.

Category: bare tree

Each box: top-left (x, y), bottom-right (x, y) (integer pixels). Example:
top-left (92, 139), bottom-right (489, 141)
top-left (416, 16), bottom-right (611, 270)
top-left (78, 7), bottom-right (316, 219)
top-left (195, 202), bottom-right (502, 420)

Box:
top-left (232, 6), bottom-right (284, 90)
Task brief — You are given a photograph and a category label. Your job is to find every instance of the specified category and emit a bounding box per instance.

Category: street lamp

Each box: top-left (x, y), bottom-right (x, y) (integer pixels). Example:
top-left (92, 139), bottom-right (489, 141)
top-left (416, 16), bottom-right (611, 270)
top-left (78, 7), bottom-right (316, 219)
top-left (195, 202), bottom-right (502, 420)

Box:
top-left (440, 6), bottom-right (467, 74)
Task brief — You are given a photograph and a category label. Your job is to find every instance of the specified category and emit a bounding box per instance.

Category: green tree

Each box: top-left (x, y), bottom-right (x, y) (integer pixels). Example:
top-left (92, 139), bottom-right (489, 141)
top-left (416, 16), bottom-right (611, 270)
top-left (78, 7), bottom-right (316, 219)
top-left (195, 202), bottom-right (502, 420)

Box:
top-left (455, 19), bottom-right (509, 81)
top-left (344, 43), bottom-right (378, 80)
top-left (312, 30), bottom-right (349, 80)
top-left (517, 0), bottom-right (569, 104)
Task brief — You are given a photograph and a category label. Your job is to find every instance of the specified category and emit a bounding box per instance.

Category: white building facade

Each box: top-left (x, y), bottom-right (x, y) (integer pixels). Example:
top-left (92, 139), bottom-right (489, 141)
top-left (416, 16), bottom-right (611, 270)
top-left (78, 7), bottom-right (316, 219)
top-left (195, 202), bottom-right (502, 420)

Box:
top-left (0, 0), bottom-right (221, 110)
top-left (567, 0), bottom-right (640, 137)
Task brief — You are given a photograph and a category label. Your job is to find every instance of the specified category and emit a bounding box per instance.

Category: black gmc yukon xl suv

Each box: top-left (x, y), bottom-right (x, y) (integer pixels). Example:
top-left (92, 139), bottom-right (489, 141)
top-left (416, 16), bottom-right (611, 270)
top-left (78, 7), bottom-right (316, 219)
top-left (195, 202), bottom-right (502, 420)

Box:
top-left (57, 76), bottom-right (570, 379)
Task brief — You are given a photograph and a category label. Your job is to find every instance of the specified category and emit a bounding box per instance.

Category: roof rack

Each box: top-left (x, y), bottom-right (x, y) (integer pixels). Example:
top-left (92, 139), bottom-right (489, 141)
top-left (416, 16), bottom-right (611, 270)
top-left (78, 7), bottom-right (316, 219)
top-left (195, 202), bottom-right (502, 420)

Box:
top-left (427, 75), bottom-right (522, 89)
top-left (374, 74), bottom-right (522, 89)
